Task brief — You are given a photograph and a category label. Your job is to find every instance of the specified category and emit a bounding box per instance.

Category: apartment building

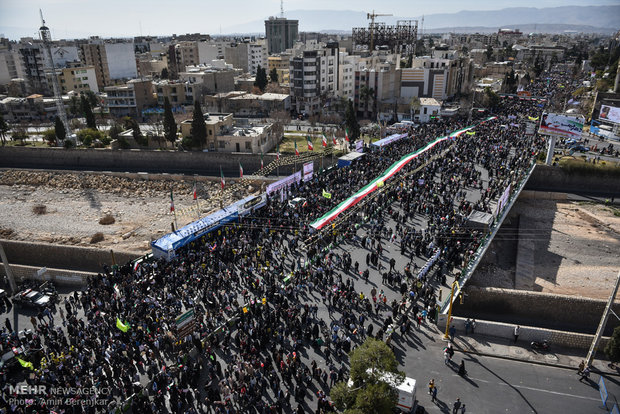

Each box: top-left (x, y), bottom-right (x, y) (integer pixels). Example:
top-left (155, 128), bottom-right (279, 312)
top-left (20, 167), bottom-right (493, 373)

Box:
top-left (268, 54), bottom-right (291, 85)
top-left (248, 41), bottom-right (268, 75)
top-left (104, 79), bottom-right (156, 119)
top-left (289, 42), bottom-right (339, 115)
top-left (179, 64), bottom-right (237, 95)
top-left (0, 49), bottom-right (26, 86)
top-left (79, 39), bottom-right (137, 89)
top-left (204, 91), bottom-right (290, 116)
top-left (54, 65), bottom-right (99, 94)
top-left (19, 42), bottom-right (49, 95)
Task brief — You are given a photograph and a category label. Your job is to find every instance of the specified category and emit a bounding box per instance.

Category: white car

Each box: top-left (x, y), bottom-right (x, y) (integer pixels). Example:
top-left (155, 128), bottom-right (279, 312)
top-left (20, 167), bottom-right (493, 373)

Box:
top-left (13, 289), bottom-right (51, 308)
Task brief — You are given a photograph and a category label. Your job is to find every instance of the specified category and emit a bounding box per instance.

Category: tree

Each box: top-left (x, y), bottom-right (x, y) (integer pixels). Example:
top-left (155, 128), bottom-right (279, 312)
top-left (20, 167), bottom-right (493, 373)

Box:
top-left (54, 116), bottom-right (66, 143)
top-left (359, 86), bottom-right (375, 119)
top-left (84, 90), bottom-right (99, 110)
top-left (130, 120), bottom-right (147, 146)
top-left (409, 97), bottom-right (421, 121)
top-left (163, 97), bottom-right (177, 146)
top-left (81, 94), bottom-right (96, 129)
top-left (254, 65), bottom-right (268, 92)
top-left (485, 45), bottom-right (494, 61)
top-left (76, 128), bottom-right (105, 147)
top-left (69, 96), bottom-right (80, 117)
top-left (605, 326), bottom-right (620, 366)
top-left (0, 114), bottom-right (9, 146)
top-left (190, 100), bottom-right (207, 149)
top-left (160, 67), bottom-right (169, 79)
top-left (269, 67), bottom-right (279, 84)
top-left (42, 129), bottom-right (56, 146)
top-left (330, 338), bottom-right (402, 414)
top-left (11, 127), bottom-right (28, 145)
top-left (482, 87), bottom-right (500, 109)
top-left (345, 100), bottom-right (360, 140)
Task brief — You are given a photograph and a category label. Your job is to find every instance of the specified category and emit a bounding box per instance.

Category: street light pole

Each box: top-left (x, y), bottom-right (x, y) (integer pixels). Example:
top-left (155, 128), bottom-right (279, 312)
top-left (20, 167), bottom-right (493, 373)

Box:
top-left (443, 280), bottom-right (460, 340)
top-left (586, 270), bottom-right (620, 367)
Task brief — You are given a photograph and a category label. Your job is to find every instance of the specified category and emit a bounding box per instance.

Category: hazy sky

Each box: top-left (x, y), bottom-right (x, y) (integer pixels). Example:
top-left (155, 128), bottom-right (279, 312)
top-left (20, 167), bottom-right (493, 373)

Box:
top-left (1, 0), bottom-right (618, 39)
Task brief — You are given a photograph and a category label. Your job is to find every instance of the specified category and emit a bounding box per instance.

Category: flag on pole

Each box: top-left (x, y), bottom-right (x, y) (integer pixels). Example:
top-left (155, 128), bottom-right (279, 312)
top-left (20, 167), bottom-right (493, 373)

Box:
top-left (322, 134), bottom-right (328, 147)
top-left (169, 189), bottom-right (175, 212)
top-left (220, 166), bottom-right (225, 190)
top-left (345, 128), bottom-right (350, 142)
top-left (294, 140), bottom-right (299, 156)
top-left (332, 133), bottom-right (337, 146)
top-left (192, 183), bottom-right (197, 200)
top-left (307, 136), bottom-right (314, 151)
top-left (260, 152), bottom-right (264, 169)
top-left (276, 144), bottom-right (280, 160)
top-left (16, 357), bottom-right (34, 370)
top-left (239, 162), bottom-right (243, 178)
top-left (116, 318), bottom-right (130, 332)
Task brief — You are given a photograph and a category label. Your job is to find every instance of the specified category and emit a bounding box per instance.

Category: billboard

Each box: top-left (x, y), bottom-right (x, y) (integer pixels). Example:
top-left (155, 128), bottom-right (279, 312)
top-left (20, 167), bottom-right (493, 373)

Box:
top-left (599, 105), bottom-right (620, 124)
top-left (303, 161), bottom-right (314, 182)
top-left (538, 113), bottom-right (584, 139)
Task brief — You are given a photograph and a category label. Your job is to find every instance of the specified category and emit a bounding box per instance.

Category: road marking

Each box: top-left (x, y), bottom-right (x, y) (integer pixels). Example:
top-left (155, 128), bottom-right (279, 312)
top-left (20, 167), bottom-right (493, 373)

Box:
top-left (453, 375), bottom-right (600, 402)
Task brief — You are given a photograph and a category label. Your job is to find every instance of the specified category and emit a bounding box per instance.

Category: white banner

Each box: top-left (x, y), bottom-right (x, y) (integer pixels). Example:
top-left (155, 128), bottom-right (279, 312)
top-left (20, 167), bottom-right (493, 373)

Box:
top-left (303, 162), bottom-right (314, 182)
top-left (355, 139), bottom-right (364, 153)
top-left (266, 171), bottom-right (302, 195)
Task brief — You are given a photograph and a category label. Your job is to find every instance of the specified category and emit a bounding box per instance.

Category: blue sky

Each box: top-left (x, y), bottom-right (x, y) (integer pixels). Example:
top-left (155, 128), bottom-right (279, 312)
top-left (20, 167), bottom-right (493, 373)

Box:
top-left (0, 0), bottom-right (618, 39)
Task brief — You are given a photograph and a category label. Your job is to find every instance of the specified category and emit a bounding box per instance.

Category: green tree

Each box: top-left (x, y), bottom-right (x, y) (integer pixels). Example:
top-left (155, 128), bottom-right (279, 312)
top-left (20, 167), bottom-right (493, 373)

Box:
top-left (345, 100), bottom-right (360, 141)
top-left (11, 128), bottom-right (28, 145)
top-left (483, 87), bottom-right (500, 109)
top-left (254, 65), bottom-right (268, 92)
top-left (160, 67), bottom-right (169, 79)
top-left (359, 85), bottom-right (375, 119)
top-left (190, 100), bottom-right (207, 148)
top-left (486, 45), bottom-right (494, 61)
top-left (163, 97), bottom-right (177, 145)
top-left (77, 128), bottom-right (105, 147)
top-left (54, 117), bottom-right (66, 143)
top-left (269, 67), bottom-right (279, 83)
top-left (84, 90), bottom-right (99, 109)
top-left (109, 123), bottom-right (123, 141)
top-left (69, 96), bottom-right (80, 117)
top-left (42, 129), bottom-right (56, 146)
top-left (0, 114), bottom-right (9, 146)
top-left (81, 94), bottom-right (96, 129)
top-left (330, 338), bottom-right (402, 413)
top-left (130, 120), bottom-right (147, 146)
top-left (605, 326), bottom-right (620, 365)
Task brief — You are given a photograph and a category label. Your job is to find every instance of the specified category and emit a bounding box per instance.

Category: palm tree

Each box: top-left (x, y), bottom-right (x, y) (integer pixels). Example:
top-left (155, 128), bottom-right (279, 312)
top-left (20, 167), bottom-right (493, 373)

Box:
top-left (359, 85), bottom-right (375, 119)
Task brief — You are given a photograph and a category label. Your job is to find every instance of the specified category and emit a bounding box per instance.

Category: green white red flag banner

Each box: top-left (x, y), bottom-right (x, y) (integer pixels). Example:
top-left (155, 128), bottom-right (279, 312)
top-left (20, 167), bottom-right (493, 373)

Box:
top-left (310, 118), bottom-right (496, 230)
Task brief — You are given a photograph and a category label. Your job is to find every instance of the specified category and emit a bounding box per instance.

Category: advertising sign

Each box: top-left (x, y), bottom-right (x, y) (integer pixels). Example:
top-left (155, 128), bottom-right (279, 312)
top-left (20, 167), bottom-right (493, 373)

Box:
top-left (355, 139), bottom-right (364, 153)
top-left (599, 105), bottom-right (620, 124)
top-left (303, 162), bottom-right (314, 182)
top-left (266, 171), bottom-right (302, 195)
top-left (538, 113), bottom-right (584, 139)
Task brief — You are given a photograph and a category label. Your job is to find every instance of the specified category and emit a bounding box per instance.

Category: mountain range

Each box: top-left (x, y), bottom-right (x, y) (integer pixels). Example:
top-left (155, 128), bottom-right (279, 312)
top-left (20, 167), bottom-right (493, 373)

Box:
top-left (222, 5), bottom-right (620, 35)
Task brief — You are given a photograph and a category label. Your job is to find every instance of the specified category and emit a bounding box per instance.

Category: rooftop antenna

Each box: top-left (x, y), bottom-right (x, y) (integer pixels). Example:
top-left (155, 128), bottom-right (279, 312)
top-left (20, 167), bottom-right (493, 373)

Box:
top-left (281, 0), bottom-right (284, 18)
top-left (39, 9), bottom-right (73, 144)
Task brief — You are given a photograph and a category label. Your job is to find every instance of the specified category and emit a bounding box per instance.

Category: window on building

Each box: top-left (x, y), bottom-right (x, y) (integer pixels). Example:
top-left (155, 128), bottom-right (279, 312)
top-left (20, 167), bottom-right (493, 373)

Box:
top-left (424, 107), bottom-right (427, 114)
top-left (245, 141), bottom-right (251, 150)
top-left (219, 141), bottom-right (226, 149)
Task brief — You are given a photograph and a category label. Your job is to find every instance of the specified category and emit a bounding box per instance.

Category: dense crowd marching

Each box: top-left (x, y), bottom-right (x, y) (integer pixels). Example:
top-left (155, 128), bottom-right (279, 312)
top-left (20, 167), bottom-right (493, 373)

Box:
top-left (0, 68), bottom-right (586, 414)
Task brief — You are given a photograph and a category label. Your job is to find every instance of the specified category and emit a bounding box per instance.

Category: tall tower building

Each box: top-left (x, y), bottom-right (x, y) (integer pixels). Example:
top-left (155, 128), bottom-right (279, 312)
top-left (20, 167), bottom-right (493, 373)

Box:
top-left (264, 17), bottom-right (298, 54)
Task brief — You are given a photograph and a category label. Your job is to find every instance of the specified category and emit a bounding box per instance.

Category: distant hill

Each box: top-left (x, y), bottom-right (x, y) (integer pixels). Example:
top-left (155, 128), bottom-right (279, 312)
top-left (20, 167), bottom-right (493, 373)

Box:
top-left (426, 24), bottom-right (617, 35)
top-left (223, 5), bottom-right (620, 34)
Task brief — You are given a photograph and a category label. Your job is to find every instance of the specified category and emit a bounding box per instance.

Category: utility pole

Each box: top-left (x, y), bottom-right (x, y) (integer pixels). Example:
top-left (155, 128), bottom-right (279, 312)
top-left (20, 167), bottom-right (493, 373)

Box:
top-left (0, 243), bottom-right (17, 294)
top-left (586, 270), bottom-right (620, 368)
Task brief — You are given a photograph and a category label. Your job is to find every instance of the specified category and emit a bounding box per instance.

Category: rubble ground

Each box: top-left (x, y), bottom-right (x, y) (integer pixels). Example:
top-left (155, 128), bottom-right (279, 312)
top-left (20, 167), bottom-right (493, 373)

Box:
top-left (0, 170), bottom-right (255, 253)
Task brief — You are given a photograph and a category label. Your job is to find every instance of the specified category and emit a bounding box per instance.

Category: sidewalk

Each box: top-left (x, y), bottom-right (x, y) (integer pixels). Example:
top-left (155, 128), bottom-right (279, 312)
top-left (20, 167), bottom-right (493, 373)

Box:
top-left (449, 330), bottom-right (620, 377)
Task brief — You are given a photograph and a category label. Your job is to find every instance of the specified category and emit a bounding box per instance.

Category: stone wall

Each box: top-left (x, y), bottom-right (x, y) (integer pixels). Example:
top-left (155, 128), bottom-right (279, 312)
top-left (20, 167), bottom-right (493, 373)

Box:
top-left (0, 263), bottom-right (94, 287)
top-left (437, 315), bottom-right (609, 350)
top-left (453, 286), bottom-right (620, 336)
top-left (0, 239), bottom-right (139, 273)
top-left (0, 146), bottom-right (318, 177)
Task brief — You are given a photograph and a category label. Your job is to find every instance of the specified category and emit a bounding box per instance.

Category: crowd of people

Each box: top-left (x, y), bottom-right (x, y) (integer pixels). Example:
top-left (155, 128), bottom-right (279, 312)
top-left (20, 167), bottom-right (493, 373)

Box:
top-left (0, 68), bottom-right (581, 414)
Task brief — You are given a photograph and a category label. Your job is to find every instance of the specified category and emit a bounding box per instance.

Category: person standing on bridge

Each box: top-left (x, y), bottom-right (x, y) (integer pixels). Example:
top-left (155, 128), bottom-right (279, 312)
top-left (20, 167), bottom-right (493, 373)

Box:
top-left (514, 325), bottom-right (520, 343)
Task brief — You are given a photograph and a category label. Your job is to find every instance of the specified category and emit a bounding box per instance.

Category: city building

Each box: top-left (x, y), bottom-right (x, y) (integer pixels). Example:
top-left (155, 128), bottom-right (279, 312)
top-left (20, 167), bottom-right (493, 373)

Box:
top-left (289, 42), bottom-right (339, 115)
top-left (53, 65), bottom-right (99, 94)
top-left (265, 17), bottom-right (299, 54)
top-left (79, 39), bottom-right (137, 89)
top-left (104, 79), bottom-right (156, 119)
top-left (0, 93), bottom-right (70, 122)
top-left (0, 49), bottom-right (26, 87)
top-left (268, 54), bottom-right (291, 85)
top-left (179, 112), bottom-right (233, 149)
top-left (204, 91), bottom-right (290, 116)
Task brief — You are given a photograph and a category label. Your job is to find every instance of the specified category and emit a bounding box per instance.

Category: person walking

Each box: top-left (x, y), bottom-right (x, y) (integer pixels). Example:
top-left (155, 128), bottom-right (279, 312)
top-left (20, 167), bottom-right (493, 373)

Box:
top-left (514, 325), bottom-right (520, 343)
top-left (431, 385), bottom-right (438, 403)
top-left (452, 398), bottom-right (462, 414)
top-left (458, 360), bottom-right (466, 377)
top-left (579, 367), bottom-right (590, 382)
top-left (4, 317), bottom-right (11, 332)
top-left (471, 319), bottom-right (476, 334)
top-left (428, 379), bottom-right (435, 395)
top-left (449, 325), bottom-right (456, 341)
top-left (465, 318), bottom-right (471, 335)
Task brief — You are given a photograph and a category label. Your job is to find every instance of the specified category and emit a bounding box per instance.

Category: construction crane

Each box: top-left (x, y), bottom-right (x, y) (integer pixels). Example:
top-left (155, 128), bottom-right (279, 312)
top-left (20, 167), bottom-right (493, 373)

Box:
top-left (367, 10), bottom-right (392, 51)
top-left (39, 9), bottom-right (72, 144)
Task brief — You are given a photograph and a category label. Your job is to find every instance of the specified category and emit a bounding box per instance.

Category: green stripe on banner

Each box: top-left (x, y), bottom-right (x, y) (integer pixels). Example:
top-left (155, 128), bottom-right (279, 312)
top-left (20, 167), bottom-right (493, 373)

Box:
top-left (310, 118), bottom-right (496, 230)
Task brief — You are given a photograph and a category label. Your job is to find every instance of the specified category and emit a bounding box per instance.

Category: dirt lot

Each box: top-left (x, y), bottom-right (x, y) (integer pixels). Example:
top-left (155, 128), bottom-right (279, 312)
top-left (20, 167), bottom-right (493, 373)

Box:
top-left (0, 170), bottom-right (257, 254)
top-left (471, 198), bottom-right (620, 300)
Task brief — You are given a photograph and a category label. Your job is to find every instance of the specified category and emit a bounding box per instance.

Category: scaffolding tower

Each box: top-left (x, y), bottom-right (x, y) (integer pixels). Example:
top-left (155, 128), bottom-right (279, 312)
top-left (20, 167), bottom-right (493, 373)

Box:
top-left (352, 19), bottom-right (418, 56)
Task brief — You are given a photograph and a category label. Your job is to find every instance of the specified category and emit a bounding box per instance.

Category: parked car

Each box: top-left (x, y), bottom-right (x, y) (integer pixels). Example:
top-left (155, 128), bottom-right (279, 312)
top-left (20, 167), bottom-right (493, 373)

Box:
top-left (12, 288), bottom-right (51, 309)
top-left (570, 144), bottom-right (590, 152)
